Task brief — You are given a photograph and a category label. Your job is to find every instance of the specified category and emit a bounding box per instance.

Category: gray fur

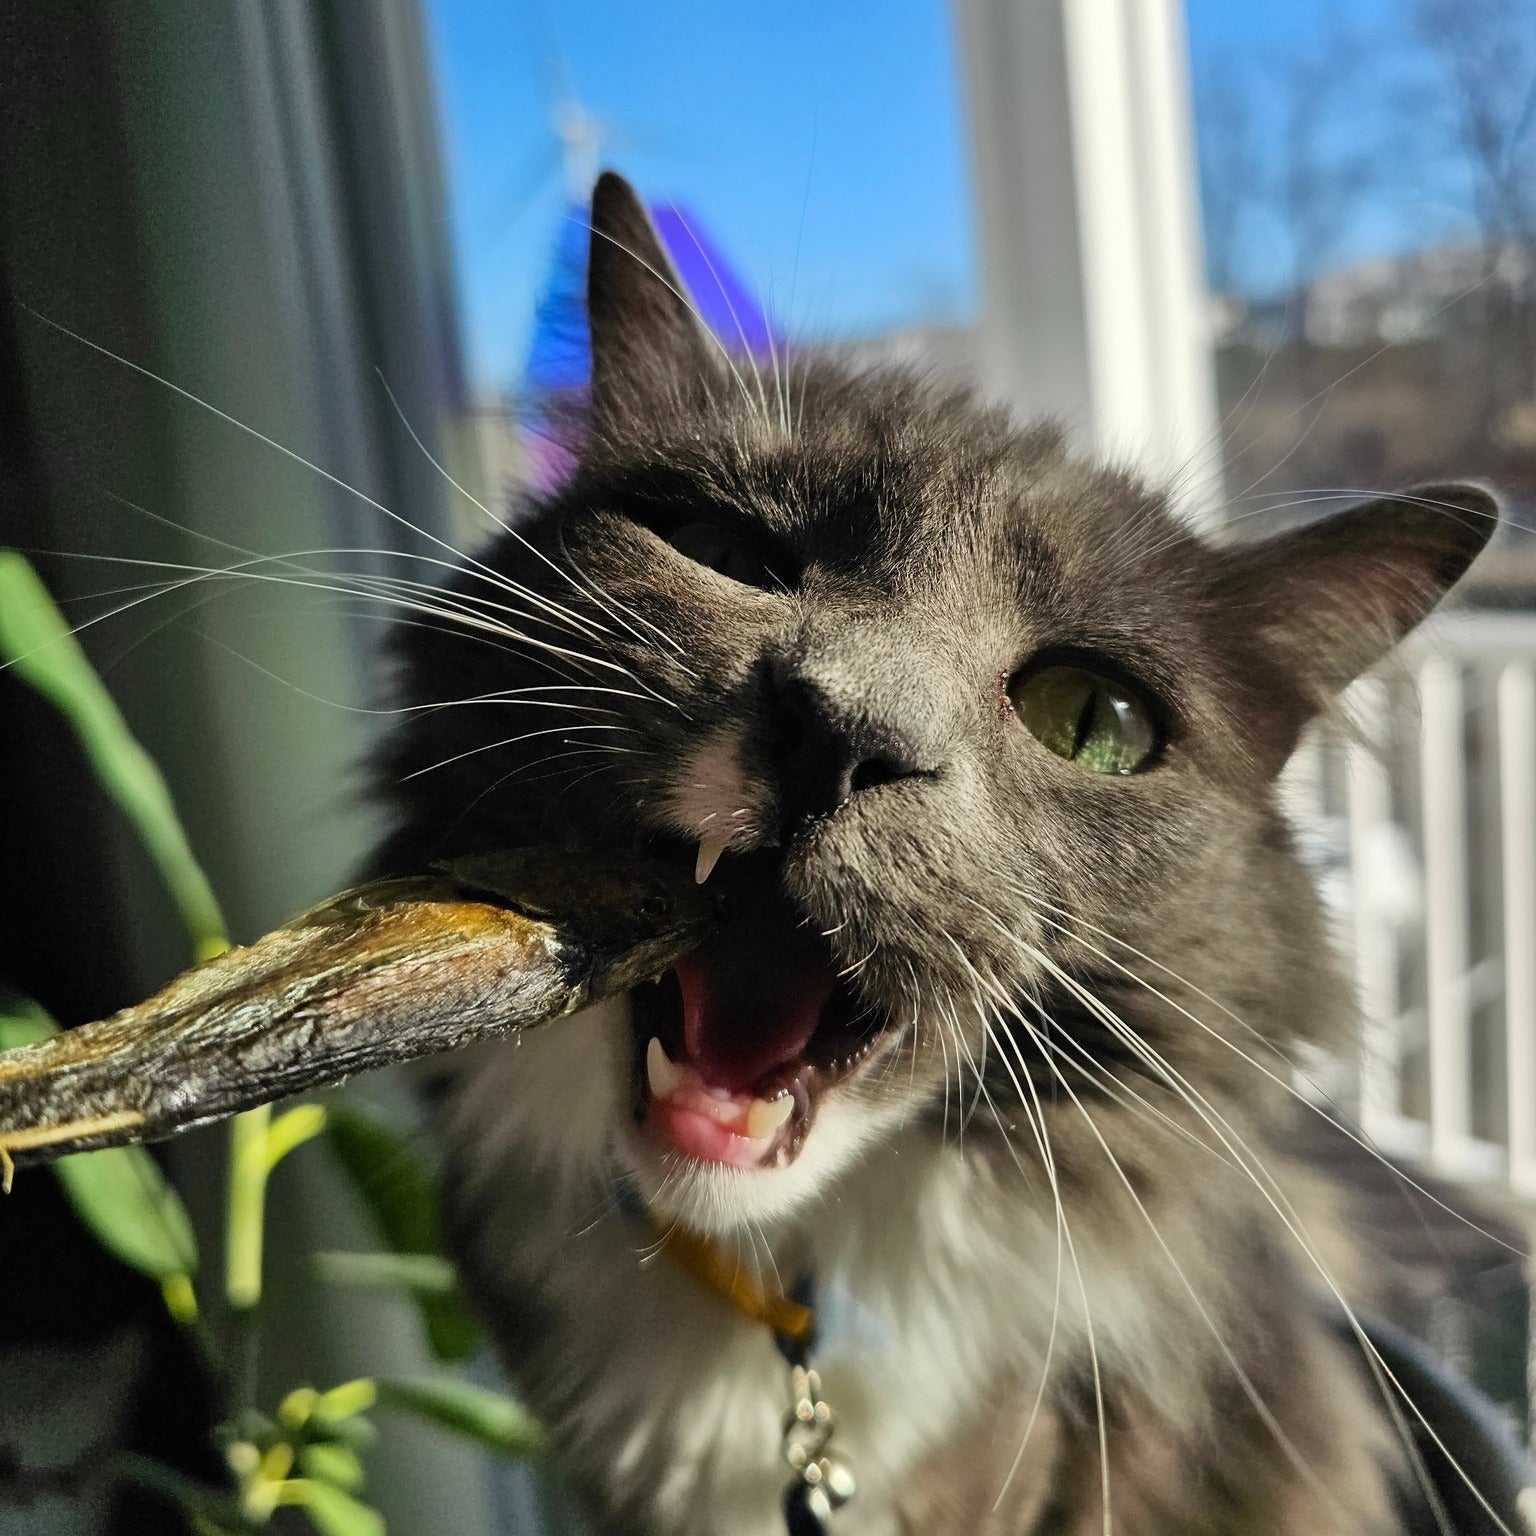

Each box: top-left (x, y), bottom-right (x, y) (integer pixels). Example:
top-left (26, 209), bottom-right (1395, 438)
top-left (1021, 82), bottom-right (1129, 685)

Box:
top-left (373, 172), bottom-right (1499, 1535)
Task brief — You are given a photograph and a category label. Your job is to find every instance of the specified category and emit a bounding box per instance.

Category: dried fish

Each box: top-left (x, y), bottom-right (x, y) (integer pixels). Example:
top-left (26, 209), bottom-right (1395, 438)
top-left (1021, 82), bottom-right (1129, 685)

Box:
top-left (0, 850), bottom-right (713, 1168)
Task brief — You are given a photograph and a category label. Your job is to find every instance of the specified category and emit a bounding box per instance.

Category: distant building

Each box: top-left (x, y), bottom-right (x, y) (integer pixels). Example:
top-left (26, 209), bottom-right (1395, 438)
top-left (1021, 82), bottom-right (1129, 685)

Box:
top-left (1218, 240), bottom-right (1535, 351)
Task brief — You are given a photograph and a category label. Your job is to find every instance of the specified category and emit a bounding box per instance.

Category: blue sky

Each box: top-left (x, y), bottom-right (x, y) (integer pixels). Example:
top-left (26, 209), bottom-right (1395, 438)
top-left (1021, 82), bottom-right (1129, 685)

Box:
top-left (425, 0), bottom-right (1461, 388)
top-left (427, 0), bottom-right (973, 385)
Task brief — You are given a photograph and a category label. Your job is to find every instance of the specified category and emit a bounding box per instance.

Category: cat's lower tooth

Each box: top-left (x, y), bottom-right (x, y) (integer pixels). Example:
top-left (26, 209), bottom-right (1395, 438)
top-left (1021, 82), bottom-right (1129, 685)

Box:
top-left (646, 1036), bottom-right (683, 1098)
top-left (694, 832), bottom-right (730, 885)
top-left (744, 1095), bottom-right (794, 1139)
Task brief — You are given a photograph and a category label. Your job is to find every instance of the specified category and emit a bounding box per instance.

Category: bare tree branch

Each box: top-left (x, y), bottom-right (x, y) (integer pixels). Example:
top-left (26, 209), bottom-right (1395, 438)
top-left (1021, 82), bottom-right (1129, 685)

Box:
top-left (1196, 53), bottom-right (1265, 298)
top-left (1410, 0), bottom-right (1536, 394)
top-left (1414, 0), bottom-right (1536, 244)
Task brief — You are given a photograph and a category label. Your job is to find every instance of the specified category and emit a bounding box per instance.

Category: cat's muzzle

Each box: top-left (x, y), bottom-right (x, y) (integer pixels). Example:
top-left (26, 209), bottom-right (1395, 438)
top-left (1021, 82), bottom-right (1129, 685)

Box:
top-left (626, 848), bottom-right (897, 1170)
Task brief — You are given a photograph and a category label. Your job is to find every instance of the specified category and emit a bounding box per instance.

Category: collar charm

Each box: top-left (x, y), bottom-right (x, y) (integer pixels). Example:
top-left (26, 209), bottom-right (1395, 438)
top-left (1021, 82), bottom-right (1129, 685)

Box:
top-left (631, 1198), bottom-right (859, 1531)
top-left (780, 1361), bottom-right (856, 1534)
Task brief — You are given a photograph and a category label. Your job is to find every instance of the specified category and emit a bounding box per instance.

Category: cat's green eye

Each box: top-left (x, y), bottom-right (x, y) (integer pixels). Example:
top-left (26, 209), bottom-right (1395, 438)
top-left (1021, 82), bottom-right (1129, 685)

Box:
top-left (1010, 664), bottom-right (1158, 775)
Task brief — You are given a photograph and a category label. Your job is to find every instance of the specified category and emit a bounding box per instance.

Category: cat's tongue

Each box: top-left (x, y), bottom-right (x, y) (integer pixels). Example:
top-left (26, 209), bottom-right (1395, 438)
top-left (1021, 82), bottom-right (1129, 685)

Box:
top-left (672, 890), bottom-right (836, 1092)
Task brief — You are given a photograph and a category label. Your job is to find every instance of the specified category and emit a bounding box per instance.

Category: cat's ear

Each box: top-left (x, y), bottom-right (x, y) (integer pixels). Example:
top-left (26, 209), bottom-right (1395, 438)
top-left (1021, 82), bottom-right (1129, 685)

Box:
top-left (1212, 483), bottom-right (1498, 765)
top-left (586, 170), bottom-right (715, 432)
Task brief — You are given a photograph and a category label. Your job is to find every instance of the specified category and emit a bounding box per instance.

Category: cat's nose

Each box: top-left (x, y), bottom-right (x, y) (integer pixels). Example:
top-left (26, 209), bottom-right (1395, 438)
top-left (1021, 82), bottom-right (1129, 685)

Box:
top-left (766, 669), bottom-right (933, 835)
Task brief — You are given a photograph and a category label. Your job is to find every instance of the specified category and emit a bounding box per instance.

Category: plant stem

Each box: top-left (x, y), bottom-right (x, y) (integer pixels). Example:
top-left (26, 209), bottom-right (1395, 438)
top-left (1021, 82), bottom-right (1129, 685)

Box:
top-left (226, 1103), bottom-right (273, 1311)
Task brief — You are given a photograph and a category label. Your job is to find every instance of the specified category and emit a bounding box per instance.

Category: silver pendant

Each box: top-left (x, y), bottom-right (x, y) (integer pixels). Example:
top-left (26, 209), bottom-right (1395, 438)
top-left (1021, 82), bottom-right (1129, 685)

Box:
top-left (780, 1364), bottom-right (855, 1534)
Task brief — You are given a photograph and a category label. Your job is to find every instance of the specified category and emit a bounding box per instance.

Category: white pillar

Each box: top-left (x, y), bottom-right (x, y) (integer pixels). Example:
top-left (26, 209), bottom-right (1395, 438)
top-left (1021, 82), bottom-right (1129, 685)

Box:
top-left (953, 0), bottom-right (1221, 514)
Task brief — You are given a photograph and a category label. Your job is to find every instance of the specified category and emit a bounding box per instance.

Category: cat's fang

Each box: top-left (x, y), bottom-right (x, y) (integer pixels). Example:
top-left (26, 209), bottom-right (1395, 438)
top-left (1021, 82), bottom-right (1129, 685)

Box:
top-left (743, 1094), bottom-right (794, 1139)
top-left (694, 832), bottom-right (731, 885)
top-left (644, 1036), bottom-right (795, 1150)
top-left (646, 1035), bottom-right (684, 1098)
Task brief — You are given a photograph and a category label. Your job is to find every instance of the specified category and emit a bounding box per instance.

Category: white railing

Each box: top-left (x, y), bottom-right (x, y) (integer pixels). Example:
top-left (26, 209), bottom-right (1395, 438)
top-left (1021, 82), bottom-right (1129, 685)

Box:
top-left (1295, 614), bottom-right (1536, 1200)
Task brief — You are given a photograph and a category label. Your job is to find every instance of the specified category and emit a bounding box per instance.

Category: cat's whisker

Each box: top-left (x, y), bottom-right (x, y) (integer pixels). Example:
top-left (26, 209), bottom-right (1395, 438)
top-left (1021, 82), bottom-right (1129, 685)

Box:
top-left (35, 545), bottom-right (650, 693)
top-left (549, 514), bottom-right (698, 669)
top-left (835, 945), bottom-right (878, 980)
top-left (1227, 484), bottom-right (1503, 522)
top-left (19, 306), bottom-right (626, 639)
top-left (795, 346), bottom-right (812, 441)
top-left (1147, 310), bottom-right (1289, 533)
top-left (986, 921), bottom-right (1500, 1535)
top-left (900, 961), bottom-right (928, 1112)
top-left (956, 1008), bottom-right (1111, 1527)
top-left (399, 722), bottom-right (637, 784)
top-left (171, 549), bottom-right (691, 715)
top-left (415, 743), bottom-right (643, 853)
top-left (766, 309), bottom-right (790, 441)
top-left (326, 544), bottom-right (617, 643)
top-left (322, 559), bottom-right (616, 650)
top-left (944, 994), bottom-right (985, 1144)
top-left (1140, 262), bottom-right (1505, 569)
top-left (957, 936), bottom-right (1354, 1516)
top-left (993, 989), bottom-right (1357, 1525)
top-left (1019, 1006), bottom-right (1228, 1160)
top-left (933, 1004), bottom-right (957, 1154)
top-left (185, 629), bottom-right (640, 723)
top-left (753, 276), bottom-right (793, 442)
top-left (932, 938), bottom-right (1093, 1517)
top-left (750, 1212), bottom-right (786, 1297)
top-left (27, 330), bottom-right (686, 692)
top-left (1001, 882), bottom-right (1524, 1258)
top-left (363, 610), bottom-right (623, 682)
top-left (659, 199), bottom-right (775, 434)
top-left (568, 1172), bottom-right (633, 1242)
top-left (939, 991), bottom-right (989, 1138)
top-left (944, 896), bottom-right (1470, 1530)
top-left (1144, 480), bottom-right (1507, 563)
top-left (61, 560), bottom-right (582, 692)
top-left (636, 1209), bottom-right (685, 1266)
top-left (373, 367), bottom-right (670, 657)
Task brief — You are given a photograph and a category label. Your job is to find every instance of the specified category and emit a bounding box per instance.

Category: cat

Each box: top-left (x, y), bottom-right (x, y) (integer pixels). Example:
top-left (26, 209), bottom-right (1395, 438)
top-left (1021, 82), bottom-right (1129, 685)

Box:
top-left (371, 171), bottom-right (1506, 1535)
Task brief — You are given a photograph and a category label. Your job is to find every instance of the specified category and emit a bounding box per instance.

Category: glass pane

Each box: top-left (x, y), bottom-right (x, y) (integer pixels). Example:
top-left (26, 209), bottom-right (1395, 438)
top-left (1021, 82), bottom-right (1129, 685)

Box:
top-left (427, 0), bottom-right (977, 394)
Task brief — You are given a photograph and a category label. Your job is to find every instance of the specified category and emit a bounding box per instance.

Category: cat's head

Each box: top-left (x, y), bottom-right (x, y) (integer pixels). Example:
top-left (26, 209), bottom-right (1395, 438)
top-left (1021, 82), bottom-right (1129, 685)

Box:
top-left (383, 173), bottom-right (1496, 1236)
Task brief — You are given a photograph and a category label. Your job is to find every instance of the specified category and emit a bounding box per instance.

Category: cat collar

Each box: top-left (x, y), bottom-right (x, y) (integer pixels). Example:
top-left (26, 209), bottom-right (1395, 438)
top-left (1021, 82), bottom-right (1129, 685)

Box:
top-left (650, 1219), bottom-right (857, 1534)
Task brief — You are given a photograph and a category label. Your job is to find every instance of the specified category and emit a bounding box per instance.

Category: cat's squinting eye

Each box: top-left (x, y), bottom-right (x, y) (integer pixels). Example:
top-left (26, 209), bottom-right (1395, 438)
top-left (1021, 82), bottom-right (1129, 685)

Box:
top-left (659, 520), bottom-right (780, 590)
top-left (1009, 663), bottom-right (1159, 775)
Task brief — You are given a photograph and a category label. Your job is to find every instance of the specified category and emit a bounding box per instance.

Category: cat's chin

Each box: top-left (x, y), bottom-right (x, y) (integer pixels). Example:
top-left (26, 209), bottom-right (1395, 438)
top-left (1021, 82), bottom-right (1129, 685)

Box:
top-left (614, 1063), bottom-right (908, 1236)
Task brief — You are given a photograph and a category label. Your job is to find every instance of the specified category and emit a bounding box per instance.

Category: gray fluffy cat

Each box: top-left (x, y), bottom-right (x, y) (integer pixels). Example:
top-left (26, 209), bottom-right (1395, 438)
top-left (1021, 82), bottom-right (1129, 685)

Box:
top-left (374, 172), bottom-right (1505, 1534)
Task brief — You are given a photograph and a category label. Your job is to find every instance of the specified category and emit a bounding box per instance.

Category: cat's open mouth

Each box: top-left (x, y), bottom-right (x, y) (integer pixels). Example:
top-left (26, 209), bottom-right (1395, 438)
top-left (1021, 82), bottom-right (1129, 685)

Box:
top-left (628, 850), bottom-right (891, 1169)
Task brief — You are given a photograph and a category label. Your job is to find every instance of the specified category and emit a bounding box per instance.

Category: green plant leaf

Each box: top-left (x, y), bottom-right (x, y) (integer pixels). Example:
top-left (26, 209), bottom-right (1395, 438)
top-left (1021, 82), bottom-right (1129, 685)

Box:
top-left (0, 550), bottom-right (226, 959)
top-left (322, 1109), bottom-right (439, 1255)
top-left (282, 1479), bottom-right (385, 1536)
top-left (314, 1379), bottom-right (377, 1423)
top-left (323, 1107), bottom-right (479, 1362)
top-left (313, 1251), bottom-right (459, 1295)
top-left (0, 560), bottom-right (238, 1311)
top-left (0, 991), bottom-right (57, 1049)
top-left (0, 994), bottom-right (197, 1281)
top-left (264, 1103), bottom-right (328, 1172)
top-left (55, 1143), bottom-right (199, 1281)
top-left (374, 1376), bottom-right (543, 1460)
top-left (298, 1440), bottom-right (365, 1493)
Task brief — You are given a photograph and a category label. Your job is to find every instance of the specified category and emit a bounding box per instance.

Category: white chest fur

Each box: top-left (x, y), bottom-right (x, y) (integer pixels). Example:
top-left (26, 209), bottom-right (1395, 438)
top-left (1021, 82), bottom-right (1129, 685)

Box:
top-left (438, 1004), bottom-right (1166, 1535)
